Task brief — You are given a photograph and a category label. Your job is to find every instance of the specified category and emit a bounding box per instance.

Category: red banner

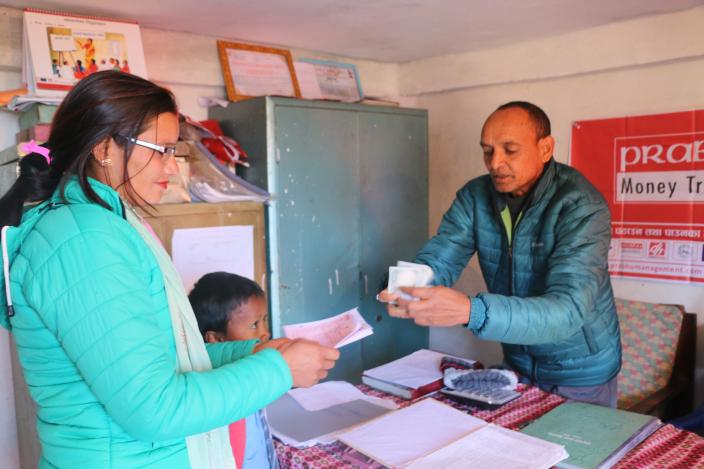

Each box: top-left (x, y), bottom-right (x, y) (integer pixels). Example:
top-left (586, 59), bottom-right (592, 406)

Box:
top-left (571, 110), bottom-right (704, 284)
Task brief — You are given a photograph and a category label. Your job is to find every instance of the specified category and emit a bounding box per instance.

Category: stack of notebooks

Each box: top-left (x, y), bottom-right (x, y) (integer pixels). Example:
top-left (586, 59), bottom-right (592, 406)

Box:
top-left (361, 349), bottom-right (479, 400)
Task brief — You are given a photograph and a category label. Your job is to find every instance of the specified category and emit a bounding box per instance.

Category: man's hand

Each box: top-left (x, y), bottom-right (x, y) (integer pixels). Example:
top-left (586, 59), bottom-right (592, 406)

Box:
top-left (277, 339), bottom-right (340, 388)
top-left (396, 286), bottom-right (471, 327)
top-left (377, 289), bottom-right (410, 318)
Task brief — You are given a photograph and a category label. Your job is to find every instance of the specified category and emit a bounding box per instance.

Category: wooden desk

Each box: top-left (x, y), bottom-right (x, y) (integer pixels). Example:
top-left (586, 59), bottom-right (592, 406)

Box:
top-left (274, 384), bottom-right (704, 468)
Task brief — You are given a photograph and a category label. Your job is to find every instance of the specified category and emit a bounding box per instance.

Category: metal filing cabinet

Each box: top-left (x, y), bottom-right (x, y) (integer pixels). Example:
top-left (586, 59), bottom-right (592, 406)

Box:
top-left (210, 97), bottom-right (429, 382)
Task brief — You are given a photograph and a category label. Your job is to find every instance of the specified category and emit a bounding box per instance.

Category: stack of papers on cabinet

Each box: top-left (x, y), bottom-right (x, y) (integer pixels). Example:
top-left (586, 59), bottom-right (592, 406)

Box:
top-left (187, 141), bottom-right (269, 203)
top-left (7, 94), bottom-right (63, 111)
top-left (337, 398), bottom-right (568, 468)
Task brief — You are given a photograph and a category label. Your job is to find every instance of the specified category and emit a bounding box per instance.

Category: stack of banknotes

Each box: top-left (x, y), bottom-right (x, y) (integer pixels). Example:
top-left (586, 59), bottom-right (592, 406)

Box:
top-left (388, 261), bottom-right (434, 300)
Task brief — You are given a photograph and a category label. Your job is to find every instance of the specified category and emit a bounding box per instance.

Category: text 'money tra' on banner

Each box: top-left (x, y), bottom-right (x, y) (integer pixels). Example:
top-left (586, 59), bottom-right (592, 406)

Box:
top-left (571, 110), bottom-right (704, 285)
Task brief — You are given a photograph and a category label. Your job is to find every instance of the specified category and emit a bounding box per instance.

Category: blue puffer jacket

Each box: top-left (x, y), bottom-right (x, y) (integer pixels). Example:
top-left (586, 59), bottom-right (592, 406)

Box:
top-left (0, 177), bottom-right (292, 468)
top-left (416, 159), bottom-right (621, 387)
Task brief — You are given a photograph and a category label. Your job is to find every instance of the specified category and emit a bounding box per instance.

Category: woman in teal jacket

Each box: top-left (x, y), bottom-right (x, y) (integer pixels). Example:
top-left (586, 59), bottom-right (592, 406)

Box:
top-left (0, 71), bottom-right (338, 468)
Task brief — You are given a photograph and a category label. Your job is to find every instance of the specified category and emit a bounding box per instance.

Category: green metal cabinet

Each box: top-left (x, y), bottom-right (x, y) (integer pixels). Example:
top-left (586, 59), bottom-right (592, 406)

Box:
top-left (210, 97), bottom-right (429, 382)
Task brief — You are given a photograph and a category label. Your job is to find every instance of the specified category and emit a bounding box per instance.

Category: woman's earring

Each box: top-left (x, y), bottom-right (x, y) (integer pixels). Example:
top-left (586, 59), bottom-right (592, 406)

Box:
top-left (100, 158), bottom-right (112, 167)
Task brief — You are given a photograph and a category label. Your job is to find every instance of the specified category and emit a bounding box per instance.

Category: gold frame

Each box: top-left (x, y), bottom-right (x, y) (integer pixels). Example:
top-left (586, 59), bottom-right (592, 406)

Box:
top-left (217, 40), bottom-right (301, 101)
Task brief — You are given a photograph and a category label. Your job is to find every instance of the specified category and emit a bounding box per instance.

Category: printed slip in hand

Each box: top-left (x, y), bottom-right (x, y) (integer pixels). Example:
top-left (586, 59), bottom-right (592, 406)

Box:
top-left (283, 307), bottom-right (373, 348)
top-left (387, 261), bottom-right (433, 300)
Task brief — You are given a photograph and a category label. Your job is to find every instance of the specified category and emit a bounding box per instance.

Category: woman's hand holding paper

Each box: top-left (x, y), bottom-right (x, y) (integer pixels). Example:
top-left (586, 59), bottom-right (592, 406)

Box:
top-left (278, 339), bottom-right (340, 388)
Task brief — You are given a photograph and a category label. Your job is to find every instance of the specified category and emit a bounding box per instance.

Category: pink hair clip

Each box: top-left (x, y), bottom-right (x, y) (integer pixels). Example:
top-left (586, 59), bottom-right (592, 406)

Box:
top-left (19, 140), bottom-right (52, 166)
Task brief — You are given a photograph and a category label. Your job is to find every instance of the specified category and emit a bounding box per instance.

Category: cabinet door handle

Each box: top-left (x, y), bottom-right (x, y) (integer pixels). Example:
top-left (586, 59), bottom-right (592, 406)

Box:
top-left (364, 274), bottom-right (369, 296)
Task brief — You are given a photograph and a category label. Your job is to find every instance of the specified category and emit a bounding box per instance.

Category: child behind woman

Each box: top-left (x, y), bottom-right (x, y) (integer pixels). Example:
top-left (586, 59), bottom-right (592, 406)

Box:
top-left (189, 272), bottom-right (279, 469)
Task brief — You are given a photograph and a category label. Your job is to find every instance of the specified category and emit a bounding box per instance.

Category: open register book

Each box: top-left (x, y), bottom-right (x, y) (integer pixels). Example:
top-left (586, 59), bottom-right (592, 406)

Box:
top-left (337, 398), bottom-right (568, 469)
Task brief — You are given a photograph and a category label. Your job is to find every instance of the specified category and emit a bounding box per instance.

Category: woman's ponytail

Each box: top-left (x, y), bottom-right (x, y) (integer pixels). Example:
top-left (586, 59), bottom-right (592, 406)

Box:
top-left (0, 151), bottom-right (58, 227)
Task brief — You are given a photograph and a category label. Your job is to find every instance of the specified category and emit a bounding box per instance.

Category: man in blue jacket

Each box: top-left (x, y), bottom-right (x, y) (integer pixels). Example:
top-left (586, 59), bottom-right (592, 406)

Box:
top-left (381, 101), bottom-right (621, 407)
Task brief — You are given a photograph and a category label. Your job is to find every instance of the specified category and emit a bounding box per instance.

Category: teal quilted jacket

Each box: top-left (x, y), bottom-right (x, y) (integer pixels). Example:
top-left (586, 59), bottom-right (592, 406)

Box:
top-left (0, 178), bottom-right (292, 468)
top-left (416, 160), bottom-right (621, 387)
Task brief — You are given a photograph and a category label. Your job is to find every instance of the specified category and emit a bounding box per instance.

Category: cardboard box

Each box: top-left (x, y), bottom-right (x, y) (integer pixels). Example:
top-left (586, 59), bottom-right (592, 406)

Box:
top-left (16, 124), bottom-right (51, 144)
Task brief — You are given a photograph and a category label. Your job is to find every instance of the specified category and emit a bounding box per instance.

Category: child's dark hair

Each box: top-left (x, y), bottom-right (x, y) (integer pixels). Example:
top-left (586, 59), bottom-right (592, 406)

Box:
top-left (189, 271), bottom-right (265, 337)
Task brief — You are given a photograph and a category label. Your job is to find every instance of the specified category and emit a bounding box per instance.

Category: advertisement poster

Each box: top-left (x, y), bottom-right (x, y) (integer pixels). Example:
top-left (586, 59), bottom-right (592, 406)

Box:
top-left (23, 9), bottom-right (147, 95)
top-left (571, 110), bottom-right (704, 284)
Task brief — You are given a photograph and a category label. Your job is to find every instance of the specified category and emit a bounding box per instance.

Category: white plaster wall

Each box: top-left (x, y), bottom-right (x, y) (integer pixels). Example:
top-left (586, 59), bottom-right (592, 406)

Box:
top-left (141, 28), bottom-right (399, 120)
top-left (402, 8), bottom-right (704, 401)
top-left (0, 9), bottom-right (23, 466)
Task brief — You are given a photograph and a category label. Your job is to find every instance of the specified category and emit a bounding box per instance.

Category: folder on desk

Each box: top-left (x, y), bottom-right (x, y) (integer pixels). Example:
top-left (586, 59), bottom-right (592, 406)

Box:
top-left (520, 402), bottom-right (662, 469)
top-left (267, 393), bottom-right (394, 448)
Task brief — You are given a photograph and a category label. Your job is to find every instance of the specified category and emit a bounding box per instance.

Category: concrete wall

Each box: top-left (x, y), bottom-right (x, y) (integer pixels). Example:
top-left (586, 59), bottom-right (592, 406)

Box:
top-left (401, 7), bottom-right (704, 400)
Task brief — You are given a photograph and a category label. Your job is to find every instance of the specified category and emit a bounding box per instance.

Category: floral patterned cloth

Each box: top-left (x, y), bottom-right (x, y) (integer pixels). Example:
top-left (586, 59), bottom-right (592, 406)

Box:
top-left (615, 298), bottom-right (683, 409)
top-left (274, 384), bottom-right (704, 469)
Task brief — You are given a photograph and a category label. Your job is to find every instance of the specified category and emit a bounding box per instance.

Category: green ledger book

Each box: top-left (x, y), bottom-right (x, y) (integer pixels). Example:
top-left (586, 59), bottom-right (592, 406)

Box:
top-left (520, 402), bottom-right (662, 469)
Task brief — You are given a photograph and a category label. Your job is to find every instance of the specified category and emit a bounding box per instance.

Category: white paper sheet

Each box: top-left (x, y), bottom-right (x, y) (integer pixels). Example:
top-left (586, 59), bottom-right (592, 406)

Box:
top-left (171, 225), bottom-right (254, 292)
top-left (268, 393), bottom-right (394, 448)
top-left (406, 424), bottom-right (568, 469)
top-left (283, 308), bottom-right (373, 348)
top-left (338, 399), bottom-right (486, 468)
top-left (363, 349), bottom-right (446, 389)
top-left (288, 381), bottom-right (397, 412)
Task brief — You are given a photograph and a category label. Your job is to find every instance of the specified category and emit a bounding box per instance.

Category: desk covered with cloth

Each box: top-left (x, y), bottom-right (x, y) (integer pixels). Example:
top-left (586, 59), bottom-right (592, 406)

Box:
top-left (273, 384), bottom-right (704, 469)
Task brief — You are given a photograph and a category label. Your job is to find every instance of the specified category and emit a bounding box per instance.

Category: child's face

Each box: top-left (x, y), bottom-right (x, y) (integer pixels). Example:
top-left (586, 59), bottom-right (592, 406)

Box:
top-left (224, 295), bottom-right (270, 343)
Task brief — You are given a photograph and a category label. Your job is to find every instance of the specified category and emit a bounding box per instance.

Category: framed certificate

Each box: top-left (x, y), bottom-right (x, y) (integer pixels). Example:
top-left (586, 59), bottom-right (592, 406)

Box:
top-left (298, 58), bottom-right (363, 102)
top-left (217, 41), bottom-right (301, 101)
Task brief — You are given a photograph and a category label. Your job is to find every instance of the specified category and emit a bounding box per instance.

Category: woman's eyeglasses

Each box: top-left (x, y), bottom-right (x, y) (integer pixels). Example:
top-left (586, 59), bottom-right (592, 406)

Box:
top-left (123, 136), bottom-right (177, 159)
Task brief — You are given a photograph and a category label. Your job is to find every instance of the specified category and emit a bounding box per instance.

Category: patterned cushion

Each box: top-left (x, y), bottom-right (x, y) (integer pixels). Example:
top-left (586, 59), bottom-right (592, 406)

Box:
top-left (615, 298), bottom-right (684, 409)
